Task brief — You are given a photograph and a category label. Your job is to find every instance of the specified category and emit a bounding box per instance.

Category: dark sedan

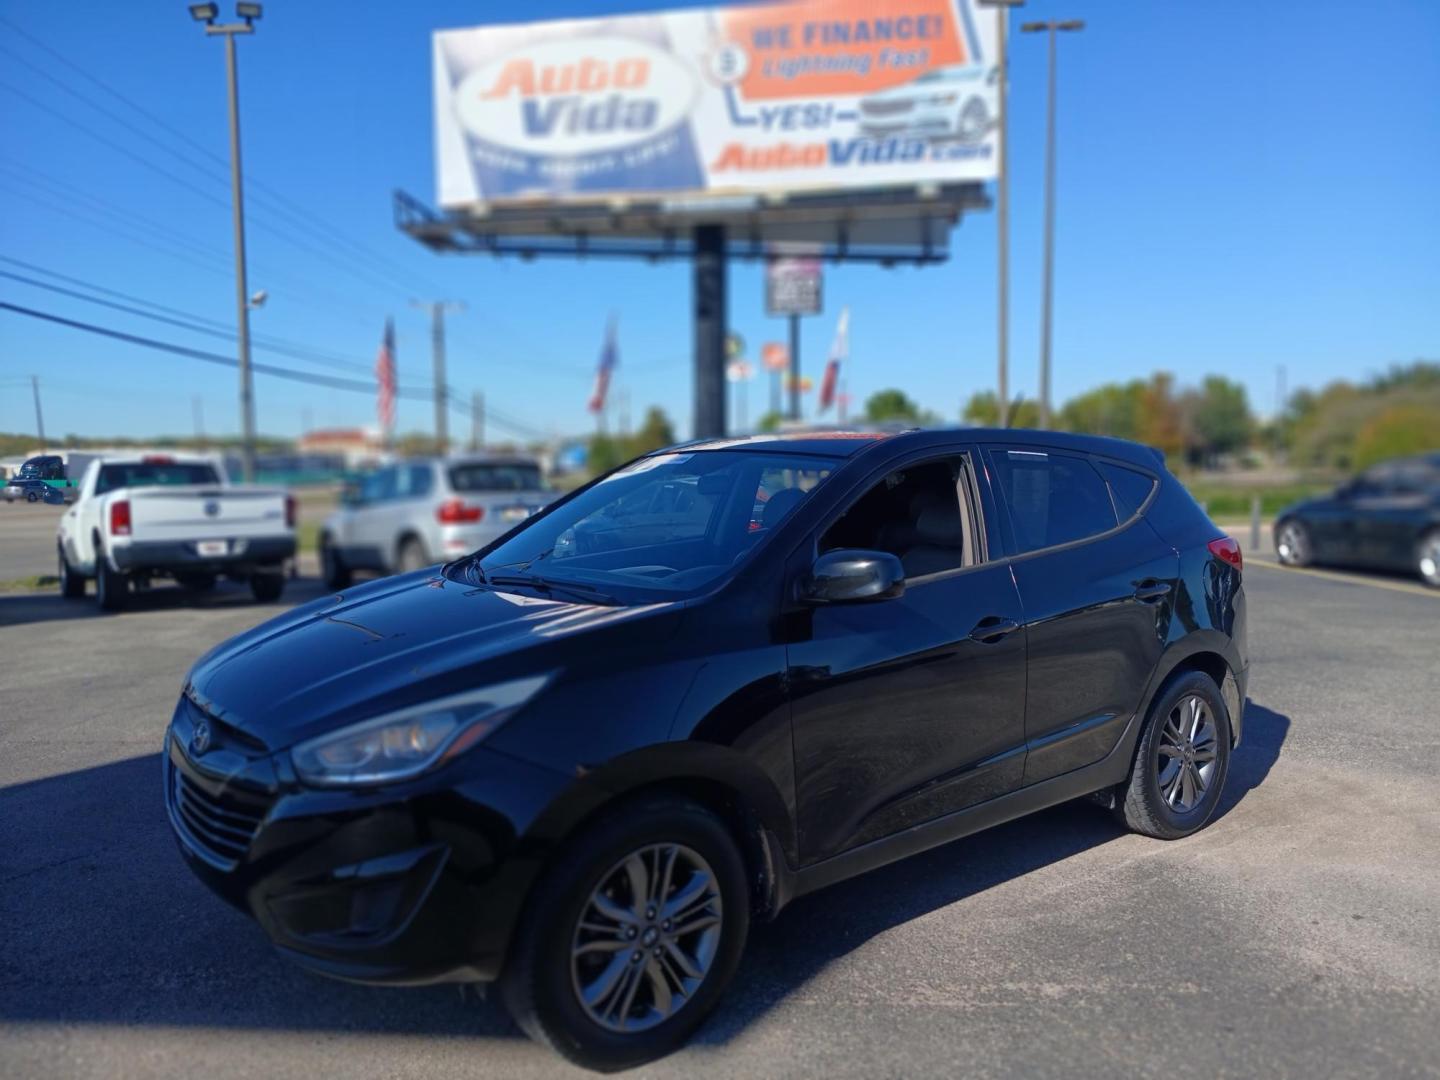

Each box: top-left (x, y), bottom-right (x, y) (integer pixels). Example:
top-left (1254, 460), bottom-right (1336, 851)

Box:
top-left (1274, 452), bottom-right (1440, 587)
top-left (164, 429), bottom-right (1248, 1071)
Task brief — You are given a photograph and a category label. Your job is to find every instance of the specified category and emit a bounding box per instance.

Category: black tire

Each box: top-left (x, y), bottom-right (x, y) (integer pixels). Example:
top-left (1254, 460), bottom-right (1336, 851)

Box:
top-left (26, 490), bottom-right (39, 503)
top-left (95, 551), bottom-right (128, 612)
top-left (1417, 529), bottom-right (1440, 589)
top-left (395, 536), bottom-right (430, 574)
top-left (58, 545), bottom-right (85, 599)
top-left (1117, 670), bottom-right (1232, 840)
top-left (1274, 518), bottom-right (1312, 567)
top-left (499, 796), bottom-right (750, 1072)
top-left (177, 573), bottom-right (218, 592)
top-left (320, 535), bottom-right (352, 590)
top-left (250, 571), bottom-right (285, 603)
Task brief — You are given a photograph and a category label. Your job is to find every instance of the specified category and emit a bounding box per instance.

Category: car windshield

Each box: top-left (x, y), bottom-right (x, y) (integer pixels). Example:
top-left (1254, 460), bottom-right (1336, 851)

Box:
top-left (457, 450), bottom-right (834, 603)
top-left (450, 462), bottom-right (543, 492)
top-left (95, 462), bottom-right (220, 494)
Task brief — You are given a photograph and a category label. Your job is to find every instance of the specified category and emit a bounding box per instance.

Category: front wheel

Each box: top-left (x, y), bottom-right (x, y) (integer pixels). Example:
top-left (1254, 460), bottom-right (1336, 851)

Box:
top-left (1275, 518), bottom-right (1311, 567)
top-left (500, 797), bottom-right (749, 1072)
top-left (1417, 529), bottom-right (1440, 589)
top-left (26, 490), bottom-right (39, 503)
top-left (1117, 670), bottom-right (1232, 840)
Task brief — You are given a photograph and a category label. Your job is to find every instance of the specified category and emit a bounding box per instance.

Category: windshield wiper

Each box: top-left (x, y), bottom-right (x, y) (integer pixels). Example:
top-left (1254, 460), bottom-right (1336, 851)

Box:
top-left (485, 573), bottom-right (617, 605)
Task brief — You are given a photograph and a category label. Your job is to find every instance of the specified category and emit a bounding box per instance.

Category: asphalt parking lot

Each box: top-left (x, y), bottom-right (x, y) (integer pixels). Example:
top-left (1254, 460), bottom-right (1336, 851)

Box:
top-left (2, 522), bottom-right (1438, 1078)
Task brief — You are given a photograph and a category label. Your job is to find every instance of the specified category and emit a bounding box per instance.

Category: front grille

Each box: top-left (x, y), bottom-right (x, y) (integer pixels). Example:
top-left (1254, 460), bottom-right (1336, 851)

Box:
top-left (168, 764), bottom-right (267, 870)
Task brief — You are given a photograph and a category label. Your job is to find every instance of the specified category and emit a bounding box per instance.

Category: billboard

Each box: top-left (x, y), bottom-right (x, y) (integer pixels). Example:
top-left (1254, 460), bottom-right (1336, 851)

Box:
top-left (433, 0), bottom-right (999, 208)
top-left (766, 256), bottom-right (823, 316)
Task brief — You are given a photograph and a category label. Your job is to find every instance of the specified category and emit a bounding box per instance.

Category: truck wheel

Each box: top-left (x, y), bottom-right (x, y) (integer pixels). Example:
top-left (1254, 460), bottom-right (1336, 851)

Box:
top-left (58, 545), bottom-right (86, 599)
top-left (321, 535), bottom-right (352, 590)
top-left (250, 572), bottom-right (285, 603)
top-left (26, 490), bottom-right (39, 503)
top-left (95, 555), bottom-right (129, 612)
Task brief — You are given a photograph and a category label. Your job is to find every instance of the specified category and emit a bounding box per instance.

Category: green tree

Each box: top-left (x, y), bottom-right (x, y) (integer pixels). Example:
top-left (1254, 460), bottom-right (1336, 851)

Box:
top-left (1188, 376), bottom-right (1253, 461)
top-left (628, 406), bottom-right (676, 456)
top-left (865, 388), bottom-right (922, 423)
top-left (586, 432), bottom-right (624, 475)
top-left (1059, 379), bottom-right (1146, 439)
top-left (962, 391), bottom-right (1039, 428)
top-left (755, 411), bottom-right (784, 433)
top-left (1353, 403), bottom-right (1440, 469)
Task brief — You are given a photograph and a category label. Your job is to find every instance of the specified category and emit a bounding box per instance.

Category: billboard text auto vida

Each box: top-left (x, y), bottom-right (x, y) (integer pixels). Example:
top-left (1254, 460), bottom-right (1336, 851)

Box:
top-left (433, 0), bottom-right (999, 206)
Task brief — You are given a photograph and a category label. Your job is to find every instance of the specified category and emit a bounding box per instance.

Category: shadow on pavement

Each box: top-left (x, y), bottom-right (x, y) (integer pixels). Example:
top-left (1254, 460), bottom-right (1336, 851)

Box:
top-left (0, 576), bottom-right (332, 628)
top-left (0, 702), bottom-right (1288, 1046)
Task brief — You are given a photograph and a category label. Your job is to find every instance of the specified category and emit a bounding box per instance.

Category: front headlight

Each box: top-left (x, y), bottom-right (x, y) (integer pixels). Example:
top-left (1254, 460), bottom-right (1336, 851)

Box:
top-left (291, 674), bottom-right (549, 788)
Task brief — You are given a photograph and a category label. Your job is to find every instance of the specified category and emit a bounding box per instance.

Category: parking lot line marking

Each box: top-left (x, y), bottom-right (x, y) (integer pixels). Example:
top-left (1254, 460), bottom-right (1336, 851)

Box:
top-left (1245, 558), bottom-right (1440, 599)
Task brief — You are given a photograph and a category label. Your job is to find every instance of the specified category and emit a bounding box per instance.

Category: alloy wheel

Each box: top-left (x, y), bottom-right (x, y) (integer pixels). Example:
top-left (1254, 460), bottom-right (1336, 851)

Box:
top-left (1156, 694), bottom-right (1218, 814)
top-left (1276, 522), bottom-right (1307, 565)
top-left (570, 843), bottom-right (723, 1034)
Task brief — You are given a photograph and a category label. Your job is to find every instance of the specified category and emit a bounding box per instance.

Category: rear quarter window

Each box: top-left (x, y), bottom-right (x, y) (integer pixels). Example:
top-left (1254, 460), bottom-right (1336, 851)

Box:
top-left (1097, 461), bottom-right (1158, 520)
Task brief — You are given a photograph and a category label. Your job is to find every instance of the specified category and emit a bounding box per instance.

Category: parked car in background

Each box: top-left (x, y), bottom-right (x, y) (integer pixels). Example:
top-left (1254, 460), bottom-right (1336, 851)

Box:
top-left (166, 429), bottom-right (1247, 1070)
top-left (57, 452), bottom-right (296, 610)
top-left (1274, 452), bottom-right (1440, 587)
top-left (319, 454), bottom-right (554, 588)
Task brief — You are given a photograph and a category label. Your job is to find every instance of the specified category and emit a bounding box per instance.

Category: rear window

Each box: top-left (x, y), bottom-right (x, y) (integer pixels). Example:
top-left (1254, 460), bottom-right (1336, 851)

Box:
top-left (449, 463), bottom-right (542, 493)
top-left (95, 462), bottom-right (220, 495)
top-left (989, 449), bottom-right (1118, 554)
top-left (1097, 461), bottom-right (1158, 520)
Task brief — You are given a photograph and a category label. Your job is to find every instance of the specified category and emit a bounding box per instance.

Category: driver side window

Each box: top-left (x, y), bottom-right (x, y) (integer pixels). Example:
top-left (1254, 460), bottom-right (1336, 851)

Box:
top-left (819, 456), bottom-right (980, 580)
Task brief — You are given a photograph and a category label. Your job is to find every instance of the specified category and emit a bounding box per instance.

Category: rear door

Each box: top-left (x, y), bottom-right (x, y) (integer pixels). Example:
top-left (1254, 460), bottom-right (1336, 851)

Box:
top-left (787, 447), bottom-right (1029, 863)
top-left (984, 446), bottom-right (1178, 788)
top-left (1349, 461), bottom-right (1433, 570)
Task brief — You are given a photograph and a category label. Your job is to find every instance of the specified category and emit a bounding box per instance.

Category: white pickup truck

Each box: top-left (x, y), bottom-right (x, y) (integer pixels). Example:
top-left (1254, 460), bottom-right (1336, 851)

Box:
top-left (57, 453), bottom-right (296, 611)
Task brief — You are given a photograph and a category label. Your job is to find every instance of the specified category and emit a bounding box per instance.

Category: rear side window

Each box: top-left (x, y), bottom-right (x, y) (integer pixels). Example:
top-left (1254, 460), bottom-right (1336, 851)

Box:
top-left (989, 449), bottom-right (1118, 554)
top-left (95, 462), bottom-right (220, 494)
top-left (1097, 461), bottom-right (1157, 520)
top-left (449, 463), bottom-right (542, 492)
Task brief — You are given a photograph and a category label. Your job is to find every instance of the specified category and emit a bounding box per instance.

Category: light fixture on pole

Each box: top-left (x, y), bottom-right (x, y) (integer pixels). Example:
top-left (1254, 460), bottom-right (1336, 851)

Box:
top-left (1021, 17), bottom-right (1084, 430)
top-left (189, 2), bottom-right (263, 481)
top-left (979, 0), bottom-right (1024, 428)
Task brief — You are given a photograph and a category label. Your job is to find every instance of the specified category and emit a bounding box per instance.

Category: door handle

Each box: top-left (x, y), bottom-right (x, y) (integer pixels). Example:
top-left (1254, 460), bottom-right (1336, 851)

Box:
top-left (969, 616), bottom-right (1020, 644)
top-left (1133, 580), bottom-right (1172, 603)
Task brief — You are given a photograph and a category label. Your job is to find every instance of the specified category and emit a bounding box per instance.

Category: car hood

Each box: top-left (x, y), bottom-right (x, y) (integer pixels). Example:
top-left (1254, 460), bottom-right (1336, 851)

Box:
top-left (186, 569), bottom-right (680, 749)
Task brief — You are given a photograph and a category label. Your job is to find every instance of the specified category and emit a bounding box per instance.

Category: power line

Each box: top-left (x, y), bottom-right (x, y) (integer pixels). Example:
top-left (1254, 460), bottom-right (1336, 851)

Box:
top-left (0, 300), bottom-right (545, 439)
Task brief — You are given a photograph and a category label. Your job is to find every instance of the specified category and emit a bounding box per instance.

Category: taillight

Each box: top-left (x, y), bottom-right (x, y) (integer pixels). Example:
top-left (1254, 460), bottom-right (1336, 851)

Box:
top-left (1208, 536), bottom-right (1243, 573)
top-left (110, 499), bottom-right (132, 536)
top-left (285, 493), bottom-right (296, 529)
top-left (437, 498), bottom-right (484, 524)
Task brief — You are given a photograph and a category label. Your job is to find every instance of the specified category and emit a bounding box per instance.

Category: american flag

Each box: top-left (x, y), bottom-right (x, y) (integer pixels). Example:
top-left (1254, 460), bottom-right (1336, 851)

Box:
top-left (818, 306), bottom-right (849, 413)
top-left (375, 317), bottom-right (396, 436)
top-left (588, 315), bottom-right (619, 414)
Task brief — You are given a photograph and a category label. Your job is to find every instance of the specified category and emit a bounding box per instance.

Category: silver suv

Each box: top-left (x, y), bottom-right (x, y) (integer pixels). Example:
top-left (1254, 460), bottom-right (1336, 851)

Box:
top-left (320, 455), bottom-right (554, 587)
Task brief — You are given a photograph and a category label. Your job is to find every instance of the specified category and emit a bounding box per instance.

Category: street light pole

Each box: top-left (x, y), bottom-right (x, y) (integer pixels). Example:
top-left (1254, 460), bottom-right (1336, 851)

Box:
top-left (190, 2), bottom-right (262, 481)
top-left (411, 299), bottom-right (464, 454)
top-left (980, 0), bottom-right (1024, 428)
top-left (1022, 18), bottom-right (1084, 430)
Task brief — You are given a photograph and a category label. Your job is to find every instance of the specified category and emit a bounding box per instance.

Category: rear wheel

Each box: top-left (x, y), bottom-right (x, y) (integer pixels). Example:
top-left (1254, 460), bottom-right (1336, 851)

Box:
top-left (320, 535), bottom-right (352, 590)
top-left (1117, 670), bottom-right (1232, 840)
top-left (500, 797), bottom-right (749, 1072)
top-left (250, 571), bottom-right (285, 603)
top-left (1418, 529), bottom-right (1440, 589)
top-left (58, 545), bottom-right (85, 599)
top-left (95, 552), bottom-right (128, 612)
top-left (1275, 519), bottom-right (1311, 567)
top-left (396, 536), bottom-right (429, 574)
top-left (26, 490), bottom-right (39, 503)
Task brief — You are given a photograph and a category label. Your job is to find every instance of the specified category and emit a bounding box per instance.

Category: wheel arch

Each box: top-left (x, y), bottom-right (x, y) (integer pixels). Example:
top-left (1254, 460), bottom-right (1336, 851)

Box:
top-left (1138, 638), bottom-right (1244, 748)
top-left (394, 529), bottom-right (428, 569)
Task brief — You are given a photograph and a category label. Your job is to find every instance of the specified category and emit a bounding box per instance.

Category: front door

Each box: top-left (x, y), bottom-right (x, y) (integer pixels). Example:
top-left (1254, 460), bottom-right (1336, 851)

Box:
top-left (787, 452), bottom-right (1028, 864)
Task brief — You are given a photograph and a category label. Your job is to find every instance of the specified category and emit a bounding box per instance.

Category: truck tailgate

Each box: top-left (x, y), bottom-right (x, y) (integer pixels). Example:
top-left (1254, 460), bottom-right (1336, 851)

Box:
top-left (125, 486), bottom-right (289, 542)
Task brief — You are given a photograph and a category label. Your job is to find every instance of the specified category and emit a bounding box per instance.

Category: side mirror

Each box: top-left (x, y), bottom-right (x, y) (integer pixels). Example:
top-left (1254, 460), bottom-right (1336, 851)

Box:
top-left (802, 549), bottom-right (905, 605)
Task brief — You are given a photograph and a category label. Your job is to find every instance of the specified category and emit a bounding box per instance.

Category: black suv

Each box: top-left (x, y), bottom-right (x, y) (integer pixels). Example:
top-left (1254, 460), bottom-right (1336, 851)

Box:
top-left (165, 429), bottom-right (1248, 1071)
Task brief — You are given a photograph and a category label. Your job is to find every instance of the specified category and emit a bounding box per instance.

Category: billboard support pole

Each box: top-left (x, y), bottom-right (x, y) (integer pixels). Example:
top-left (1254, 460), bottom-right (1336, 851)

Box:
top-left (693, 224), bottom-right (727, 440)
top-left (787, 314), bottom-right (801, 422)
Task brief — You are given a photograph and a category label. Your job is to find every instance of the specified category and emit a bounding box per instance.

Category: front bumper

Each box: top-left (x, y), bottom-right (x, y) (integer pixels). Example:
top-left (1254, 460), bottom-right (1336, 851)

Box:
top-left (163, 698), bottom-right (579, 985)
top-left (114, 535), bottom-right (295, 574)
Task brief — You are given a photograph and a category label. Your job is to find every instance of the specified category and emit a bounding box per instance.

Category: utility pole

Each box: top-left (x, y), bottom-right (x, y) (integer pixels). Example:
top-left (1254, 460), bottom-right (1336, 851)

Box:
top-left (1022, 18), bottom-right (1084, 430)
top-left (471, 390), bottom-right (484, 450)
top-left (787, 313), bottom-right (801, 421)
top-left (980, 0), bottom-right (1024, 428)
top-left (411, 299), bottom-right (464, 454)
top-left (193, 395), bottom-right (207, 449)
top-left (190, 2), bottom-right (263, 482)
top-left (31, 375), bottom-right (45, 450)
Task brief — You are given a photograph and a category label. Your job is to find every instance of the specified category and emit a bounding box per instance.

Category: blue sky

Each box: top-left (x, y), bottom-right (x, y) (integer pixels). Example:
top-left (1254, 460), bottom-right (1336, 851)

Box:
top-left (2, 0), bottom-right (1437, 444)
